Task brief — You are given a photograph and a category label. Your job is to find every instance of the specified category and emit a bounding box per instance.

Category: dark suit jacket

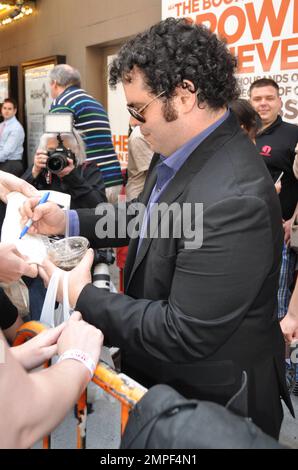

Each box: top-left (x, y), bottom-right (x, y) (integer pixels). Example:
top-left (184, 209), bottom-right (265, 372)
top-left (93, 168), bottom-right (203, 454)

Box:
top-left (76, 112), bottom-right (293, 438)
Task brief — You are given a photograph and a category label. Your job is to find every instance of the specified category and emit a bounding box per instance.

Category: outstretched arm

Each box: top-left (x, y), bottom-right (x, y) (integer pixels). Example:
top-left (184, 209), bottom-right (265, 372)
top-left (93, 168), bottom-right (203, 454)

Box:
top-left (11, 323), bottom-right (65, 370)
top-left (0, 312), bottom-right (103, 448)
top-left (0, 243), bottom-right (37, 282)
top-left (0, 171), bottom-right (38, 203)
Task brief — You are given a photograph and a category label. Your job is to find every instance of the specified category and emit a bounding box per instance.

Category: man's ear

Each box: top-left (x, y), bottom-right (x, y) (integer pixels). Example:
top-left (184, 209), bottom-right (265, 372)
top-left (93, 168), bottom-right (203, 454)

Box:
top-left (176, 80), bottom-right (197, 111)
top-left (181, 80), bottom-right (196, 93)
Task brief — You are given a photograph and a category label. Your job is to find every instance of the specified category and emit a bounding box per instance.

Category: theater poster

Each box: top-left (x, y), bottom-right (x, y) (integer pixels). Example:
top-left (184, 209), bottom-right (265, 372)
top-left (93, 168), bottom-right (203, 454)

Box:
top-left (23, 63), bottom-right (55, 165)
top-left (0, 71), bottom-right (8, 104)
top-left (162, 0), bottom-right (298, 123)
top-left (22, 56), bottom-right (65, 166)
top-left (107, 55), bottom-right (130, 170)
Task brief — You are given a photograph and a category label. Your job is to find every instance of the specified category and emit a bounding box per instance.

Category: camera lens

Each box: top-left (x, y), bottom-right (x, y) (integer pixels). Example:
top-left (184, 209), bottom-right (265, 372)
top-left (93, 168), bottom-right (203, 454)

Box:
top-left (47, 156), bottom-right (63, 172)
top-left (93, 248), bottom-right (115, 266)
top-left (46, 151), bottom-right (68, 174)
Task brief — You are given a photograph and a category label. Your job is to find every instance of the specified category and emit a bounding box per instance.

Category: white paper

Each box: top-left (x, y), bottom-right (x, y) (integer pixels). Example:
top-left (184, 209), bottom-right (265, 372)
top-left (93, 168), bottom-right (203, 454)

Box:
top-left (1, 190), bottom-right (71, 265)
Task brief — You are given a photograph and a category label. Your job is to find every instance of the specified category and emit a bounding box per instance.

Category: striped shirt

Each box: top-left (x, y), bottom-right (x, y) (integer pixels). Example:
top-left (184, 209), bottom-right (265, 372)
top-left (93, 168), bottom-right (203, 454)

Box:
top-left (50, 86), bottom-right (123, 188)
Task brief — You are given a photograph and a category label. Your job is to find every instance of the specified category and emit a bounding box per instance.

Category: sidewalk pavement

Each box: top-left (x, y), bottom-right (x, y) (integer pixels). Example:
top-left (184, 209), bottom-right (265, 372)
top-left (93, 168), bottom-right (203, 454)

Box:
top-left (280, 393), bottom-right (298, 448)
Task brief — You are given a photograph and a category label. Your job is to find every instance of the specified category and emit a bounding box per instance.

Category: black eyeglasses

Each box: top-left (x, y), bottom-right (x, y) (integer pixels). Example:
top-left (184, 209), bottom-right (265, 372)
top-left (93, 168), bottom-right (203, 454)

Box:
top-left (127, 91), bottom-right (166, 123)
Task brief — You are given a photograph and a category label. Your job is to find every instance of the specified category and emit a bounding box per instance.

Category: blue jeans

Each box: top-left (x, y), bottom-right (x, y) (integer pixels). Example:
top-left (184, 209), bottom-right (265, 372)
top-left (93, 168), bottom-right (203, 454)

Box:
top-left (23, 276), bottom-right (47, 321)
top-left (277, 243), bottom-right (296, 318)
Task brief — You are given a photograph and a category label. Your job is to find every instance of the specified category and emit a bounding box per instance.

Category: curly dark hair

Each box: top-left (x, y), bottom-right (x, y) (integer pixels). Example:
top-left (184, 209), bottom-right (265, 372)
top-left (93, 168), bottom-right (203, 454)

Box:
top-left (109, 17), bottom-right (239, 110)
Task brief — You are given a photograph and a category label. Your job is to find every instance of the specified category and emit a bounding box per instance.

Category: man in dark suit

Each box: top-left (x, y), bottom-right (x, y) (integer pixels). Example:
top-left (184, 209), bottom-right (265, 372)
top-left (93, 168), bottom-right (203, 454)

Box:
top-left (24, 18), bottom-right (293, 439)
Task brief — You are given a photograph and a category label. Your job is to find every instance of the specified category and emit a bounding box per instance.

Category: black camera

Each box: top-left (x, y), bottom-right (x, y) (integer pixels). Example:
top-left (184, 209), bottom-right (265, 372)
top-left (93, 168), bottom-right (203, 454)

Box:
top-left (92, 248), bottom-right (115, 267)
top-left (46, 134), bottom-right (76, 174)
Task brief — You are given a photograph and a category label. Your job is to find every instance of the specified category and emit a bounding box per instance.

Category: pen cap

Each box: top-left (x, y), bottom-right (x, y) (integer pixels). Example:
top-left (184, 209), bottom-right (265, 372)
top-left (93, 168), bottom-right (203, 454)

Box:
top-left (48, 236), bottom-right (89, 271)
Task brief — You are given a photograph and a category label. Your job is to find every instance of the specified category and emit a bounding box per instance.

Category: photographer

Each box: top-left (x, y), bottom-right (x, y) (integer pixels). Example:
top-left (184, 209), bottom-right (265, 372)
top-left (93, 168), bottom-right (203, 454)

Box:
top-left (22, 129), bottom-right (107, 209)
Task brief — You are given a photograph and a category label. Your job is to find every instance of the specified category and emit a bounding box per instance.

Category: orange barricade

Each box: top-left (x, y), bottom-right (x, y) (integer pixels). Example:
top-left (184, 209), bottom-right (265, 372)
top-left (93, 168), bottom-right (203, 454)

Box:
top-left (13, 321), bottom-right (146, 449)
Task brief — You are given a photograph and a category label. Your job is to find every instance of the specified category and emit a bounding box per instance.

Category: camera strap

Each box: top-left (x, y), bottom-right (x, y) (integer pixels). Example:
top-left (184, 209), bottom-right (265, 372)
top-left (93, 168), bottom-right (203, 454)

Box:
top-left (45, 170), bottom-right (52, 185)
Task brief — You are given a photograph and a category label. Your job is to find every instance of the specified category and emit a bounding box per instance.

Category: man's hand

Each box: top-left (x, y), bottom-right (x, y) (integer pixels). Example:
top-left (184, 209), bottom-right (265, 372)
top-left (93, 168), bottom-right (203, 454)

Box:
top-left (274, 181), bottom-right (281, 194)
top-left (283, 218), bottom-right (293, 246)
top-left (0, 243), bottom-right (37, 282)
top-left (57, 311), bottom-right (103, 366)
top-left (38, 249), bottom-right (94, 307)
top-left (32, 150), bottom-right (48, 179)
top-left (11, 323), bottom-right (66, 370)
top-left (280, 313), bottom-right (298, 344)
top-left (0, 171), bottom-right (38, 203)
top-left (20, 198), bottom-right (66, 236)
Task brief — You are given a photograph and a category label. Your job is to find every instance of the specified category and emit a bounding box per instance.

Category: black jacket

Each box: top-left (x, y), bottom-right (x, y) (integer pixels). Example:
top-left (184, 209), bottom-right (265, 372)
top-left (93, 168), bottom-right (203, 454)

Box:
top-left (22, 163), bottom-right (106, 209)
top-left (75, 112), bottom-right (293, 438)
top-left (255, 116), bottom-right (298, 220)
top-left (121, 384), bottom-right (284, 449)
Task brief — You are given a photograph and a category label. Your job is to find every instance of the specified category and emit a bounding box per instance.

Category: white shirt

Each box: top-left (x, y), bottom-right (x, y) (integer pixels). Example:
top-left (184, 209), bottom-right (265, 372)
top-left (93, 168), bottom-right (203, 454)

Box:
top-left (0, 116), bottom-right (25, 162)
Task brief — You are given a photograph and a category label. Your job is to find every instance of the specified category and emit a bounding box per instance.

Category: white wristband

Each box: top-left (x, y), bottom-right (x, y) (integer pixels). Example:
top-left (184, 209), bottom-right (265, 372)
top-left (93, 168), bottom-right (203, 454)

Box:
top-left (57, 349), bottom-right (96, 379)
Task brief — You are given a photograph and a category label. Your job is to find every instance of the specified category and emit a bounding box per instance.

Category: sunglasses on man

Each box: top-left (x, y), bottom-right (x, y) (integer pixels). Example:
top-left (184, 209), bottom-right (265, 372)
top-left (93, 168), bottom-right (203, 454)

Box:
top-left (127, 91), bottom-right (166, 123)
